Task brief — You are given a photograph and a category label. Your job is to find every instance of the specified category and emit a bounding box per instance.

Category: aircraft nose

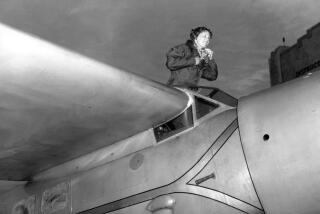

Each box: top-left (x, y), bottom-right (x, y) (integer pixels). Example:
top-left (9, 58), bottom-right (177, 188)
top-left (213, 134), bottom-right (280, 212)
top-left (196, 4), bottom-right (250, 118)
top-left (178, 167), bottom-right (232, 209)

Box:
top-left (237, 72), bottom-right (320, 214)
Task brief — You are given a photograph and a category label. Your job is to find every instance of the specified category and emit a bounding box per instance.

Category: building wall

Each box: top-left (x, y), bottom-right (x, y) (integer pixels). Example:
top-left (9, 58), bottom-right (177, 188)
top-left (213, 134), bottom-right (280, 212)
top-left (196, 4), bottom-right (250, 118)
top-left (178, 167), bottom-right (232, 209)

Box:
top-left (269, 46), bottom-right (288, 86)
top-left (269, 22), bottom-right (320, 85)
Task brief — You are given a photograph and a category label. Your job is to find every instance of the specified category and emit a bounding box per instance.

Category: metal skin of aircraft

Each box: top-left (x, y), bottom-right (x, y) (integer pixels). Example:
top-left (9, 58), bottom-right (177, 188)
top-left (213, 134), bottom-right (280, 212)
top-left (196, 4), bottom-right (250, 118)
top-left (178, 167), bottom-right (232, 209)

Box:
top-left (0, 24), bottom-right (320, 214)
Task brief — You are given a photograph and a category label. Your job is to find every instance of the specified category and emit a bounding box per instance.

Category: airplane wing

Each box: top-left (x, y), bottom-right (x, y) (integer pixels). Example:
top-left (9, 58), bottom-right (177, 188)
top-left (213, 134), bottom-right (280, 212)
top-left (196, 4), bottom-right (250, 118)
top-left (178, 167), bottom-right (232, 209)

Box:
top-left (0, 24), bottom-right (189, 181)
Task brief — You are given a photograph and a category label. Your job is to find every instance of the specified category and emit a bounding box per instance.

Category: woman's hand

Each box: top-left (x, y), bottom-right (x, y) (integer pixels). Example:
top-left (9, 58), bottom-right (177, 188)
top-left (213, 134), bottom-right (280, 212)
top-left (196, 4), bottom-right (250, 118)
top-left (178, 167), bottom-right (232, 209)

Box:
top-left (204, 48), bottom-right (213, 60)
top-left (196, 48), bottom-right (214, 65)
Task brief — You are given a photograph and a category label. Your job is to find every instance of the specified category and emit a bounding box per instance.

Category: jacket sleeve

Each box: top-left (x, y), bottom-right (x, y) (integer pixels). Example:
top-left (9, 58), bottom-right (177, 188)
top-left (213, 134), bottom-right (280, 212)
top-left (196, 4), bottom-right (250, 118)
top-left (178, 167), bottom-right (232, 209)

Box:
top-left (166, 45), bottom-right (196, 71)
top-left (201, 58), bottom-right (218, 81)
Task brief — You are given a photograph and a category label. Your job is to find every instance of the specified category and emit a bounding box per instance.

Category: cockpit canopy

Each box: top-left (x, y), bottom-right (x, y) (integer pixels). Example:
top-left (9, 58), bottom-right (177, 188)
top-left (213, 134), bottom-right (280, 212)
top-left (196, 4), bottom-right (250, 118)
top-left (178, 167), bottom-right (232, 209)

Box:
top-left (154, 87), bottom-right (237, 142)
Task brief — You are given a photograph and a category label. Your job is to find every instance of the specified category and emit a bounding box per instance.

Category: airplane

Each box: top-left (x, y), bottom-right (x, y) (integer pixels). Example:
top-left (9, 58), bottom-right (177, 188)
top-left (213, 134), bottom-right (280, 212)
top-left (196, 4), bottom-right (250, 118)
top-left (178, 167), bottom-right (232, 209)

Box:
top-left (0, 23), bottom-right (320, 214)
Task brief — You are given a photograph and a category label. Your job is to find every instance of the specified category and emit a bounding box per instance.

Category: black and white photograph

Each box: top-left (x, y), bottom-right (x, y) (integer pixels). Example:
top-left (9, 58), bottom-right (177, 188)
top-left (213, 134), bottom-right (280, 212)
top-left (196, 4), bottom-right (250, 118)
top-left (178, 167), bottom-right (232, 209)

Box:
top-left (0, 0), bottom-right (320, 213)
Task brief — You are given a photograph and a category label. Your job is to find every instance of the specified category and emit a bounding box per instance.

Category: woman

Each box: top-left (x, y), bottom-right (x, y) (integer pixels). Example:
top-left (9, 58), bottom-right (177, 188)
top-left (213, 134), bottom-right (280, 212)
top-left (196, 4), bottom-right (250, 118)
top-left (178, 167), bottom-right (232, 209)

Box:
top-left (166, 26), bottom-right (218, 90)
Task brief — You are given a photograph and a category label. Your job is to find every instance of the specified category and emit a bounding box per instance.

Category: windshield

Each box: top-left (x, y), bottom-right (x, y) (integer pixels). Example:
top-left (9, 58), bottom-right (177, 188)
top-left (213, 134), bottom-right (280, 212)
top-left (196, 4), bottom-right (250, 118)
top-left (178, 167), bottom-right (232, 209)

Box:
top-left (194, 96), bottom-right (220, 119)
top-left (153, 106), bottom-right (193, 142)
top-left (195, 86), bottom-right (238, 107)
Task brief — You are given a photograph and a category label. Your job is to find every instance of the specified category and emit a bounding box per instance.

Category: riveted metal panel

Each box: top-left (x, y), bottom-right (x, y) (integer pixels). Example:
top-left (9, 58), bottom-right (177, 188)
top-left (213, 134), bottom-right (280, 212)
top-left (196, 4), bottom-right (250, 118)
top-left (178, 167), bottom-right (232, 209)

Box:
top-left (190, 129), bottom-right (262, 209)
top-left (72, 110), bottom-right (237, 213)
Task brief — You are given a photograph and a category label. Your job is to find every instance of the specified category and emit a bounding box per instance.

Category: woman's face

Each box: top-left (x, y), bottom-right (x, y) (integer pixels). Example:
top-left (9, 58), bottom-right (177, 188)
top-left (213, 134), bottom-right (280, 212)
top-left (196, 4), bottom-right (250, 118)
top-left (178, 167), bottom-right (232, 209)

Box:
top-left (195, 31), bottom-right (210, 49)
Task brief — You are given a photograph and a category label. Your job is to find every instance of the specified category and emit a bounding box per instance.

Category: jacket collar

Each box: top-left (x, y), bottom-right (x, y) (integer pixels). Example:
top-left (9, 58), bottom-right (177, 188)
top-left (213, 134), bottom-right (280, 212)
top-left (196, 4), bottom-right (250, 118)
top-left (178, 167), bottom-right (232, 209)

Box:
top-left (185, 40), bottom-right (199, 56)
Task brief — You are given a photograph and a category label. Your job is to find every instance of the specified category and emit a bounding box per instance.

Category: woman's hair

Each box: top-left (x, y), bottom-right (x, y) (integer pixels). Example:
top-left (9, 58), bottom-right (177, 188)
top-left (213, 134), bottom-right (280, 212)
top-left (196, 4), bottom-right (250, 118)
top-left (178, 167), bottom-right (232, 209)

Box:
top-left (190, 26), bottom-right (213, 41)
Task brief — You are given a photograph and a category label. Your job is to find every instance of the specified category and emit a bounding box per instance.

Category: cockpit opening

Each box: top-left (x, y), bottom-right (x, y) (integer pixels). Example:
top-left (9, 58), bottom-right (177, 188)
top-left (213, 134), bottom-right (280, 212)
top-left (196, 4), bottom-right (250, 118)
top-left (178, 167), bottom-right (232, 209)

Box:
top-left (154, 106), bottom-right (193, 142)
top-left (196, 86), bottom-right (238, 107)
top-left (153, 86), bottom-right (236, 142)
top-left (194, 96), bottom-right (219, 119)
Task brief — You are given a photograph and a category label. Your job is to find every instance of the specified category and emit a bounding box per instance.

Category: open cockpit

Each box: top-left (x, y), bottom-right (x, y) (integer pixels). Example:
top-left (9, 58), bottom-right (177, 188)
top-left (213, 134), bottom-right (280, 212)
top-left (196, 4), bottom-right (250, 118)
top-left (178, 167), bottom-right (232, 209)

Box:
top-left (153, 86), bottom-right (237, 142)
